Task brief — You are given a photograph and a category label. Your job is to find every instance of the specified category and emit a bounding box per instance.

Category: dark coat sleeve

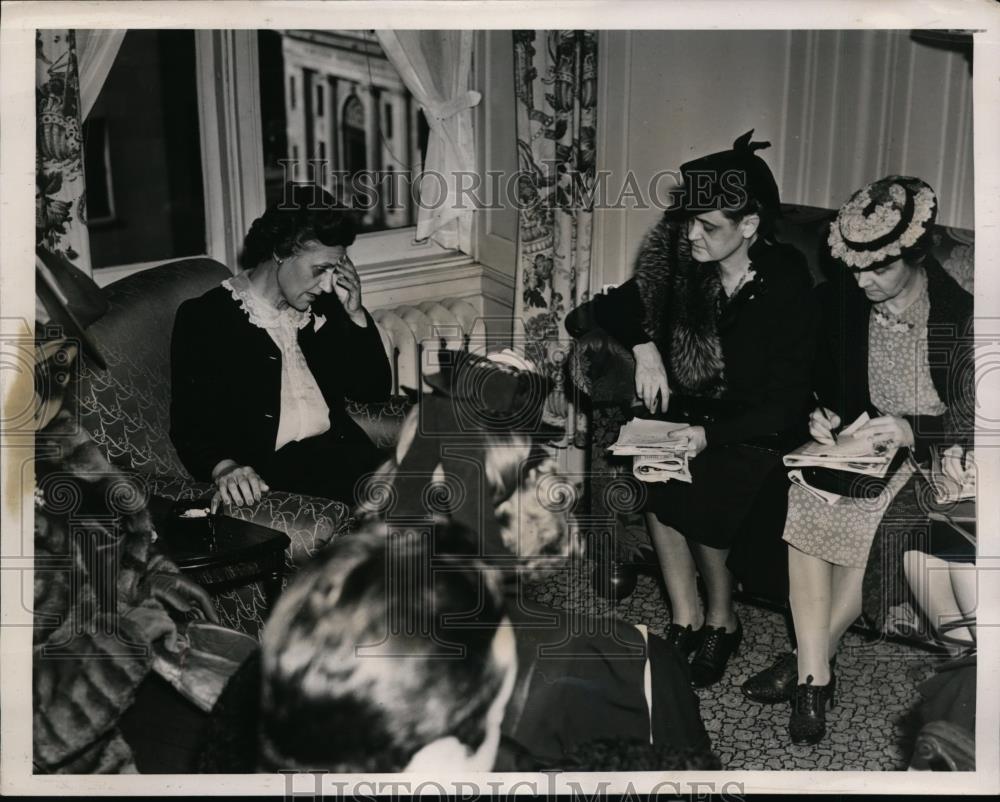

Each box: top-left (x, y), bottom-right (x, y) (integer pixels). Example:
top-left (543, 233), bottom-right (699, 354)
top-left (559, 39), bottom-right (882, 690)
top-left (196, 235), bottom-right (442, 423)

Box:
top-left (587, 278), bottom-right (653, 349)
top-left (903, 273), bottom-right (975, 461)
top-left (169, 297), bottom-right (235, 480)
top-left (702, 258), bottom-right (817, 446)
top-left (308, 295), bottom-right (392, 402)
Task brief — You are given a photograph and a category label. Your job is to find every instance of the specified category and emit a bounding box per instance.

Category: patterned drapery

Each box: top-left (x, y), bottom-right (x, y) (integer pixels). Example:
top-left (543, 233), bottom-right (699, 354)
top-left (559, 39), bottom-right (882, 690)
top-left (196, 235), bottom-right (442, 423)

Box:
top-left (36, 30), bottom-right (92, 274)
top-left (512, 30), bottom-right (598, 442)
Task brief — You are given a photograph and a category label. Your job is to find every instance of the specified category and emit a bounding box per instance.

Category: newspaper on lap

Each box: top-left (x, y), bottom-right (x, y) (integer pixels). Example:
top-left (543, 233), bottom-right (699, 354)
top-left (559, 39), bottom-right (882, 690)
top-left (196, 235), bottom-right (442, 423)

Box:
top-left (609, 418), bottom-right (694, 483)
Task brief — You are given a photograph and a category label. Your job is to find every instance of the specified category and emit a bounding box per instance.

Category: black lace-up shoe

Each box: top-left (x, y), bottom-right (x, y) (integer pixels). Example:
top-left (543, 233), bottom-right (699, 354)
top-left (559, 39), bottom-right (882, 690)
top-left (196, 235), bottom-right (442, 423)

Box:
top-left (689, 618), bottom-right (742, 688)
top-left (789, 674), bottom-right (837, 745)
top-left (664, 623), bottom-right (704, 656)
top-left (742, 654), bottom-right (837, 704)
top-left (742, 652), bottom-right (798, 703)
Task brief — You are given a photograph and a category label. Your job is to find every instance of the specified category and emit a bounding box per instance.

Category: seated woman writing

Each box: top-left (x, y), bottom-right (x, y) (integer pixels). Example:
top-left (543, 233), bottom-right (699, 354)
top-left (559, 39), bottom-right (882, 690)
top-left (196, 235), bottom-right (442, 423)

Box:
top-left (568, 131), bottom-right (815, 688)
top-left (170, 184), bottom-right (392, 509)
top-left (742, 176), bottom-right (975, 746)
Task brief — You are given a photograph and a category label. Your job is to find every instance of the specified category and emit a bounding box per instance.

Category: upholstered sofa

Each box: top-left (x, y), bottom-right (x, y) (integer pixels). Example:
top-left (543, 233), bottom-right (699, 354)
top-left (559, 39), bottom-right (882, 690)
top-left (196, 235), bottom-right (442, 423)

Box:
top-left (570, 204), bottom-right (975, 606)
top-left (72, 257), bottom-right (410, 634)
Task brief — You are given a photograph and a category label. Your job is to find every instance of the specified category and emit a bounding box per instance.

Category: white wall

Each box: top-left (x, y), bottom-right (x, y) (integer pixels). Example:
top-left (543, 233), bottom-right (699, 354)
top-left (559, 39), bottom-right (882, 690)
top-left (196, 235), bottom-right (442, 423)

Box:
top-left (595, 30), bottom-right (974, 287)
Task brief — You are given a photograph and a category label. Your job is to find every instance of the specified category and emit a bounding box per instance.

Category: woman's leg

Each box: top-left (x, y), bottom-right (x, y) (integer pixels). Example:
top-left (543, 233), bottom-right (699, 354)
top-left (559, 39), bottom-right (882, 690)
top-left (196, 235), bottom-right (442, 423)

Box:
top-left (826, 564), bottom-right (865, 655)
top-left (903, 550), bottom-right (975, 647)
top-left (690, 542), bottom-right (738, 631)
top-left (788, 545), bottom-right (834, 685)
top-left (950, 562), bottom-right (978, 641)
top-left (646, 513), bottom-right (703, 629)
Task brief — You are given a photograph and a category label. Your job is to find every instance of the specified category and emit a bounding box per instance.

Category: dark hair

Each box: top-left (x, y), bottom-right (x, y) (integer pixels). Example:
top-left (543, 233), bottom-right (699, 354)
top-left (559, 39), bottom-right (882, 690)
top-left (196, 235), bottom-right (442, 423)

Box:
top-left (239, 183), bottom-right (358, 270)
top-left (720, 194), bottom-right (776, 240)
top-left (258, 526), bottom-right (508, 772)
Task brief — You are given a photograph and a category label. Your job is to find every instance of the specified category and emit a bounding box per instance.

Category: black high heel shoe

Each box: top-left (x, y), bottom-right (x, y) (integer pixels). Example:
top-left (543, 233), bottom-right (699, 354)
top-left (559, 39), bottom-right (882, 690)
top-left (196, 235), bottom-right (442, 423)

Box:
top-left (742, 654), bottom-right (837, 704)
top-left (663, 623), bottom-right (704, 657)
top-left (789, 674), bottom-right (836, 745)
top-left (689, 618), bottom-right (742, 688)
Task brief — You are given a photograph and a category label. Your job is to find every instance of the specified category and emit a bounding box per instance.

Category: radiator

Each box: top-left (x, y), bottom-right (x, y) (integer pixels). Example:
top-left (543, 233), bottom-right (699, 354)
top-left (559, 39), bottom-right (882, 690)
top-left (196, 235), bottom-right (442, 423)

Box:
top-left (372, 298), bottom-right (485, 393)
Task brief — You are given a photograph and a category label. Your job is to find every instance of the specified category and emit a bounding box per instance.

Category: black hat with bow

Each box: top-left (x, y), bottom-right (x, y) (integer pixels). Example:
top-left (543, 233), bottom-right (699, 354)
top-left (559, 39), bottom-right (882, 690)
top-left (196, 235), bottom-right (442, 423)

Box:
top-left (665, 129), bottom-right (782, 220)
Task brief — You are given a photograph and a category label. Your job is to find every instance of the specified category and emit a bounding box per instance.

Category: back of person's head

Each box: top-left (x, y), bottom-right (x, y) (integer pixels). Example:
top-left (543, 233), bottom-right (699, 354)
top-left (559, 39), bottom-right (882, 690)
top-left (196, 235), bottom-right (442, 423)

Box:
top-left (240, 182), bottom-right (357, 270)
top-left (259, 525), bottom-right (517, 773)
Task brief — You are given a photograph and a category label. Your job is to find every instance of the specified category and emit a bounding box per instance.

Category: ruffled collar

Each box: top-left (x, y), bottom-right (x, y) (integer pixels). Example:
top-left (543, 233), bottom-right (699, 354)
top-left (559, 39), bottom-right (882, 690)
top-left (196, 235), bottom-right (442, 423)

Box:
top-left (222, 271), bottom-right (310, 332)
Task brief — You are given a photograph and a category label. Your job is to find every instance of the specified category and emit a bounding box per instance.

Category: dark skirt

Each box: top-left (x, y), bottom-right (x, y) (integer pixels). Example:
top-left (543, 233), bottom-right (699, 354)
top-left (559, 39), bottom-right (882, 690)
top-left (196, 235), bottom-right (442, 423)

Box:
top-left (258, 422), bottom-right (386, 505)
top-left (497, 597), bottom-right (711, 769)
top-left (645, 443), bottom-right (784, 548)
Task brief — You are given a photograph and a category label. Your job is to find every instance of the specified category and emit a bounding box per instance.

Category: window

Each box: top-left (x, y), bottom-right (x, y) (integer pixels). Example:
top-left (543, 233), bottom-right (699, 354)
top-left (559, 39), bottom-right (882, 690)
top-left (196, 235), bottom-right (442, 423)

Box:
top-left (257, 29), bottom-right (429, 234)
top-left (83, 30), bottom-right (206, 269)
top-left (82, 117), bottom-right (114, 224)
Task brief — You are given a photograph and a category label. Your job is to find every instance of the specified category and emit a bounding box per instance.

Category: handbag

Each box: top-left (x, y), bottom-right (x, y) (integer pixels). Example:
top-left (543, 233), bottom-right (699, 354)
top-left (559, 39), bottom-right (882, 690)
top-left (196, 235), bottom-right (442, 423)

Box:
top-left (800, 446), bottom-right (909, 499)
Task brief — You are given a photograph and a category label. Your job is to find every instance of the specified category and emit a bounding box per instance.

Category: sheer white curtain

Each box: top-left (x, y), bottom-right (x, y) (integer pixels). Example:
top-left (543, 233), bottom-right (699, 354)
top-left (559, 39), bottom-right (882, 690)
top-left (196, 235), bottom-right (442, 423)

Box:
top-left (76, 30), bottom-right (126, 119)
top-left (376, 31), bottom-right (480, 254)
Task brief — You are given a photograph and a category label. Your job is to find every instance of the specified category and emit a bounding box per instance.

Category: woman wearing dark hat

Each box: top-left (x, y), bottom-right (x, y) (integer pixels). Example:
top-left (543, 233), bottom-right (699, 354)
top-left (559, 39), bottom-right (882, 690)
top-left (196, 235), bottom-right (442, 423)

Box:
top-left (170, 184), bottom-right (392, 509)
top-left (742, 176), bottom-right (974, 746)
top-left (571, 131), bottom-right (815, 689)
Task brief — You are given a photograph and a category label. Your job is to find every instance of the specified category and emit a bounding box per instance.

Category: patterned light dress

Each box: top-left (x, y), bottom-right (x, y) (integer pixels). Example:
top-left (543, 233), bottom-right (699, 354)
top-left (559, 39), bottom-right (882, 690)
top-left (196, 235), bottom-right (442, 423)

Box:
top-left (782, 274), bottom-right (947, 567)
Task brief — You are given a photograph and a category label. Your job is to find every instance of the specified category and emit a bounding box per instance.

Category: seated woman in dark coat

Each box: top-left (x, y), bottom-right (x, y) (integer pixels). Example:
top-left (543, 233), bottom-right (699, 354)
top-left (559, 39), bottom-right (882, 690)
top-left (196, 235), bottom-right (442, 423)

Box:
top-left (170, 184), bottom-right (392, 509)
top-left (570, 132), bottom-right (815, 688)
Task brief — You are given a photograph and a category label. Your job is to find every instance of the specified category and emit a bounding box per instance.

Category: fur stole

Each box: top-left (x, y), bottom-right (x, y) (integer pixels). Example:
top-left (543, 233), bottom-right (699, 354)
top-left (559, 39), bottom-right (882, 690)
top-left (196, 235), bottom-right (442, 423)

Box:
top-left (633, 216), bottom-right (727, 397)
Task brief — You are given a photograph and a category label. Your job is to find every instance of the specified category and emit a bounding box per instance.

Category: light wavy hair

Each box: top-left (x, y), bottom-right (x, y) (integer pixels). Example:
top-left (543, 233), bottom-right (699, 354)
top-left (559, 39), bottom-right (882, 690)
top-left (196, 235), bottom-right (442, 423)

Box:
top-left (355, 408), bottom-right (581, 569)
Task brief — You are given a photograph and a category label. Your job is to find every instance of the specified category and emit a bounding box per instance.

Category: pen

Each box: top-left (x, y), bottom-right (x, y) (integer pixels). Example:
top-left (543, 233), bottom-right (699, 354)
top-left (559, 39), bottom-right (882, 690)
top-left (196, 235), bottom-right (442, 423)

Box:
top-left (812, 392), bottom-right (839, 441)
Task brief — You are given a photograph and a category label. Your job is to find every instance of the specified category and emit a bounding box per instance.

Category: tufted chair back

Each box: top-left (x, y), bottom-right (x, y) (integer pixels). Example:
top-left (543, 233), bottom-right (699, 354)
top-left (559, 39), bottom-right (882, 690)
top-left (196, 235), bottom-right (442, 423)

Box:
top-left (73, 258), bottom-right (230, 478)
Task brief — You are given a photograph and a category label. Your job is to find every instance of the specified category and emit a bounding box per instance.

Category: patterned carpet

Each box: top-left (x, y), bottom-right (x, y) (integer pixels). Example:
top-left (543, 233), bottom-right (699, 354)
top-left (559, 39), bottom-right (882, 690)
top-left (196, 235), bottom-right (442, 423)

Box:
top-left (524, 562), bottom-right (945, 770)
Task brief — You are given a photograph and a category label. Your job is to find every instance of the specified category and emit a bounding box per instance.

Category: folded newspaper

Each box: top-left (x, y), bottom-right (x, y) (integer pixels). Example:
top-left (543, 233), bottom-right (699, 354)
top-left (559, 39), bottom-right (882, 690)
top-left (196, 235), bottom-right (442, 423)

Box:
top-left (609, 418), bottom-right (693, 483)
top-left (783, 412), bottom-right (898, 478)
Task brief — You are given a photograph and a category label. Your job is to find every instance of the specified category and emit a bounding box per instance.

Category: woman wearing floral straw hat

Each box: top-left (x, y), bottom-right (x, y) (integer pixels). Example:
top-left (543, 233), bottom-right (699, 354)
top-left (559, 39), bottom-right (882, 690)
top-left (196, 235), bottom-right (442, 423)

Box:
top-left (741, 176), bottom-right (974, 746)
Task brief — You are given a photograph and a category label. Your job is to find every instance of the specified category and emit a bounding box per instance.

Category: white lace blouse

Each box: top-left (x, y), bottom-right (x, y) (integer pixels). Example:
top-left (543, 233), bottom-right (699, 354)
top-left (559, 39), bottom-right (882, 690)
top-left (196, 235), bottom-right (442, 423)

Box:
top-left (222, 272), bottom-right (331, 450)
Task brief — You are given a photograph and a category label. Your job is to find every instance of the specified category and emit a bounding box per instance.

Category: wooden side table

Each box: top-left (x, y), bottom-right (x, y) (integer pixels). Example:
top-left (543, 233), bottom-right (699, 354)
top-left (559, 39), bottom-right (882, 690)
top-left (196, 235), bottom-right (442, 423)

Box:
top-left (148, 496), bottom-right (291, 612)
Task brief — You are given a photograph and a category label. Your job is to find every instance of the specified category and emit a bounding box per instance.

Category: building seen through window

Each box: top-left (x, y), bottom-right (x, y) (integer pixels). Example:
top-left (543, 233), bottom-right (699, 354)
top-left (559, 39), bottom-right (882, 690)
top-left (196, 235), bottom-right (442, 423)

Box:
top-left (259, 30), bottom-right (430, 233)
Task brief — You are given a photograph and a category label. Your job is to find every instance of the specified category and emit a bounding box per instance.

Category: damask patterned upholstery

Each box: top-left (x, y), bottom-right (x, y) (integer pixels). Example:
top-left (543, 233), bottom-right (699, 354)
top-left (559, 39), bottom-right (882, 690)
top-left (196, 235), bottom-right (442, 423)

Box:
top-left (75, 259), bottom-right (228, 479)
top-left (573, 211), bottom-right (975, 575)
top-left (71, 257), bottom-right (408, 635)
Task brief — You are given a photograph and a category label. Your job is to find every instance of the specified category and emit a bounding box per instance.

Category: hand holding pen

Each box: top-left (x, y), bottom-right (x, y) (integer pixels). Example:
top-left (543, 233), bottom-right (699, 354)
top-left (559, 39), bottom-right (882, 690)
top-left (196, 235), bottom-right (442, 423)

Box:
top-left (808, 405), bottom-right (841, 445)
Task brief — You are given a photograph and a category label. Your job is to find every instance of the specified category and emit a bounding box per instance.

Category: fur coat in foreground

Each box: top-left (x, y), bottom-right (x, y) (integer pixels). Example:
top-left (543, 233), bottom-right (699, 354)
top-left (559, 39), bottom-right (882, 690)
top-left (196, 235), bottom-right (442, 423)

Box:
top-left (33, 410), bottom-right (186, 773)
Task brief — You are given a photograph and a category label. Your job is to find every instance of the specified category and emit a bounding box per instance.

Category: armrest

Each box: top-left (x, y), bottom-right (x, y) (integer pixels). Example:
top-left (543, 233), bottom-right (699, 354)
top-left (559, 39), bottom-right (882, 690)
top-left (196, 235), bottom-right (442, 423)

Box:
top-left (567, 328), bottom-right (638, 407)
top-left (346, 395), bottom-right (412, 450)
top-left (145, 476), bottom-right (349, 570)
